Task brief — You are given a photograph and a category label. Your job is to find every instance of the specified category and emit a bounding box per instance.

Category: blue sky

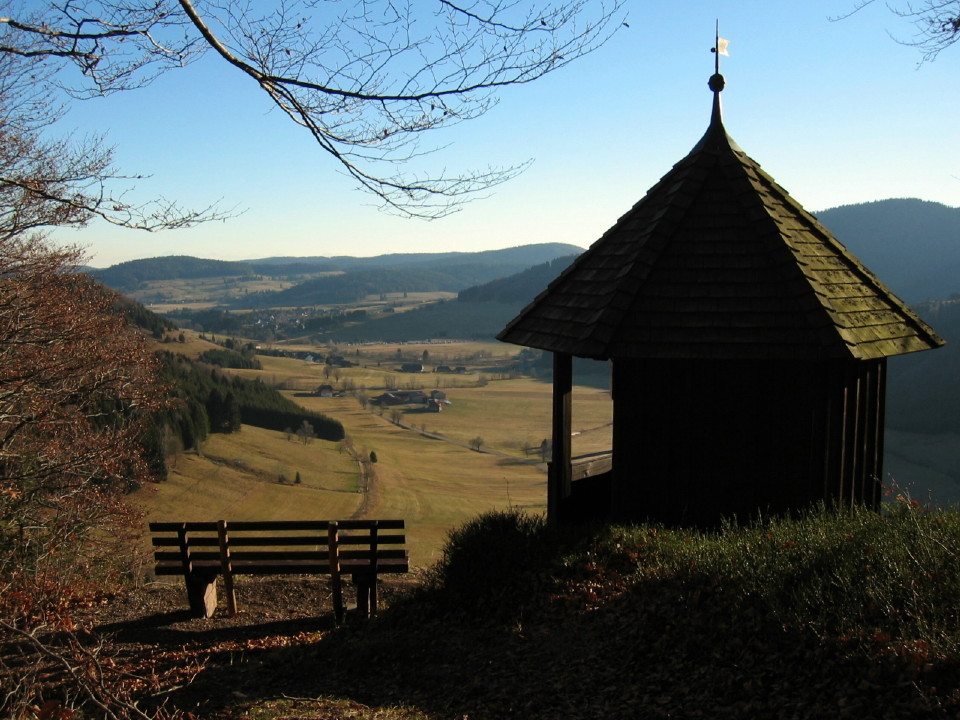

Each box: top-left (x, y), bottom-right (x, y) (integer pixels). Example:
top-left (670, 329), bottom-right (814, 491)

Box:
top-left (49, 0), bottom-right (960, 268)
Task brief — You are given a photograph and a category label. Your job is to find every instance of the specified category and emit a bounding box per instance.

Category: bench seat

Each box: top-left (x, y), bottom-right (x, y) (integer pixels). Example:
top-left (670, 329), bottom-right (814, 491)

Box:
top-left (149, 519), bottom-right (408, 621)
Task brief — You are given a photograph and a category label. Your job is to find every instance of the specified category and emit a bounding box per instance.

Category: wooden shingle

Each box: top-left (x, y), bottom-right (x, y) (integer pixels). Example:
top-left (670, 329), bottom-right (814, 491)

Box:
top-left (499, 94), bottom-right (944, 361)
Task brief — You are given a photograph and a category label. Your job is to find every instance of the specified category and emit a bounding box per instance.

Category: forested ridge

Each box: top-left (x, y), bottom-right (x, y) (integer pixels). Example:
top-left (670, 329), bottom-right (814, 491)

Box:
top-left (108, 297), bottom-right (345, 476)
top-left (815, 199), bottom-right (960, 303)
top-left (150, 349), bottom-right (345, 463)
top-left (240, 267), bottom-right (464, 307)
top-left (887, 298), bottom-right (960, 434)
top-left (93, 255), bottom-right (257, 290)
top-left (457, 255), bottom-right (578, 304)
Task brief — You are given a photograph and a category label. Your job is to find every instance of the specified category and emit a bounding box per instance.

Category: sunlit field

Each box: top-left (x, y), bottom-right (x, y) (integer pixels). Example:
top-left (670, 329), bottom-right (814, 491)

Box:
top-left (138, 344), bottom-right (615, 568)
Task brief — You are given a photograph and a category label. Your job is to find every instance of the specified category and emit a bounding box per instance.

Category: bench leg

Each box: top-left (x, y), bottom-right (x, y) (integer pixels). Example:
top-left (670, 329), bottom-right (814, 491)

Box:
top-left (353, 574), bottom-right (377, 618)
top-left (185, 572), bottom-right (218, 618)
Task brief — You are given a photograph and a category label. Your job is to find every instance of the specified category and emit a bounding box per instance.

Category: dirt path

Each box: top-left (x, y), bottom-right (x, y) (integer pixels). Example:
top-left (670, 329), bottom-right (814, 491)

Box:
top-left (299, 396), bottom-right (545, 569)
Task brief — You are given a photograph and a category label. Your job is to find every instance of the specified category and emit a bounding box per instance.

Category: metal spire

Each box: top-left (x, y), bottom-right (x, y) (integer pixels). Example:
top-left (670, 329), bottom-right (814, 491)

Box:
top-left (709, 21), bottom-right (728, 93)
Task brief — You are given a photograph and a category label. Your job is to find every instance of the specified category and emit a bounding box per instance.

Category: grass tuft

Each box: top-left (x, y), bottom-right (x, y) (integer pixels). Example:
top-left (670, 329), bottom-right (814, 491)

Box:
top-left (424, 503), bottom-right (960, 656)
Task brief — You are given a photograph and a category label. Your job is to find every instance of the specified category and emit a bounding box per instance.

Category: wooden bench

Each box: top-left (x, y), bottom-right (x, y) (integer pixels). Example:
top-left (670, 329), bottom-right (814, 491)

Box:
top-left (149, 519), bottom-right (408, 622)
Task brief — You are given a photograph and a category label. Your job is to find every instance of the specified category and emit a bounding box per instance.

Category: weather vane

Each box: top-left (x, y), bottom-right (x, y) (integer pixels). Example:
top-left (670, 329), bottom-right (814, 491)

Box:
top-left (710, 21), bottom-right (729, 92)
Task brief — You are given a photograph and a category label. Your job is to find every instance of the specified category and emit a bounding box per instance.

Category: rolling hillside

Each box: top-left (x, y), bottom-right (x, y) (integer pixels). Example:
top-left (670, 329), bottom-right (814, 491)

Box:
top-left (457, 255), bottom-right (578, 304)
top-left (91, 243), bottom-right (585, 300)
top-left (319, 255), bottom-right (580, 342)
top-left (815, 199), bottom-right (960, 304)
top-left (239, 264), bottom-right (526, 308)
top-left (248, 243), bottom-right (582, 271)
top-left (92, 256), bottom-right (256, 291)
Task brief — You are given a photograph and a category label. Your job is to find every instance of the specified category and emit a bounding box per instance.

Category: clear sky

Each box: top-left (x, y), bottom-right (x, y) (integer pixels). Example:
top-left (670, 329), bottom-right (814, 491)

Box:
top-left (48, 0), bottom-right (960, 268)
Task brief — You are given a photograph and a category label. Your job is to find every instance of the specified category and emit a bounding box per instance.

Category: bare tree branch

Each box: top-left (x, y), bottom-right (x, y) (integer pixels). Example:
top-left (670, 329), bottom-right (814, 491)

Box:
top-left (0, 0), bottom-right (625, 217)
top-left (834, 0), bottom-right (960, 61)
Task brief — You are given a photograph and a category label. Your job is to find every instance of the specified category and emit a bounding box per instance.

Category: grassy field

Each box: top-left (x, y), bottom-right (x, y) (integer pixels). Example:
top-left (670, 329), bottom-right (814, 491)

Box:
top-left (137, 343), bottom-right (615, 569)
top-left (154, 329), bottom-right (229, 357)
top-left (397, 379), bottom-right (612, 457)
top-left (134, 424), bottom-right (364, 563)
top-left (142, 286), bottom-right (455, 316)
top-left (133, 275), bottom-right (303, 305)
top-left (229, 345), bottom-right (612, 459)
top-left (299, 393), bottom-right (547, 567)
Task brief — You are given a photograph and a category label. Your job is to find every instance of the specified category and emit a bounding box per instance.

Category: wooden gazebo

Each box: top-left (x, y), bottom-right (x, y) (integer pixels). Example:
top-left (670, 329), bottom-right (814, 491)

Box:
top-left (499, 70), bottom-right (944, 528)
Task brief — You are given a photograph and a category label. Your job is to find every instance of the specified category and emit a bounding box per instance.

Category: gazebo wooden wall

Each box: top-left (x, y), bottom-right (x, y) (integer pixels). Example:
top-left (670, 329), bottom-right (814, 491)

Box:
top-left (606, 357), bottom-right (885, 527)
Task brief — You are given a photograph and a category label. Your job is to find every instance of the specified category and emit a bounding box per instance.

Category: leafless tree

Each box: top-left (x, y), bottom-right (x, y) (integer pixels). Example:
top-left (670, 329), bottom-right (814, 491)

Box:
top-left (296, 418), bottom-right (315, 444)
top-left (0, 22), bottom-right (210, 716)
top-left (837, 0), bottom-right (960, 61)
top-left (0, 0), bottom-right (624, 217)
top-left (0, 235), bottom-right (170, 720)
top-left (0, 31), bottom-right (226, 236)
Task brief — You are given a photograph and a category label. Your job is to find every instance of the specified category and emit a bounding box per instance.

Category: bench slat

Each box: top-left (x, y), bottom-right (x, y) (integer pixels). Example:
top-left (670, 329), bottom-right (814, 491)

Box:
top-left (150, 519), bottom-right (408, 622)
top-left (149, 519), bottom-right (404, 532)
top-left (228, 519), bottom-right (404, 531)
top-left (152, 536), bottom-right (404, 550)
top-left (154, 558), bottom-right (409, 575)
top-left (149, 521), bottom-right (221, 532)
top-left (151, 533), bottom-right (405, 548)
top-left (154, 548), bottom-right (406, 563)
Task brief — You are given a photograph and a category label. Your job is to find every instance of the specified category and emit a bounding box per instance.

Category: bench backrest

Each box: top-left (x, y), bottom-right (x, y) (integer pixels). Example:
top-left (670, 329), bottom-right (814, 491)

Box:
top-left (150, 519), bottom-right (407, 576)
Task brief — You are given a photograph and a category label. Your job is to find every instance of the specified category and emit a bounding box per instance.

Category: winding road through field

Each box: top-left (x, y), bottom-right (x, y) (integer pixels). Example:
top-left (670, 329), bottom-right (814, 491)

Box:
top-left (296, 395), bottom-right (549, 569)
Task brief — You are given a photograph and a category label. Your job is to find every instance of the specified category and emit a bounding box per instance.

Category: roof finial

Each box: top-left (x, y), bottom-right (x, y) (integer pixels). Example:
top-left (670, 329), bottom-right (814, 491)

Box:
top-left (709, 21), bottom-right (729, 93)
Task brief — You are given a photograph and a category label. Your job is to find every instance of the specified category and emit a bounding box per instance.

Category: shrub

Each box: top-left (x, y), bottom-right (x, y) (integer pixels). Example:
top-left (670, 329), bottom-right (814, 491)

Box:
top-left (426, 510), bottom-right (556, 620)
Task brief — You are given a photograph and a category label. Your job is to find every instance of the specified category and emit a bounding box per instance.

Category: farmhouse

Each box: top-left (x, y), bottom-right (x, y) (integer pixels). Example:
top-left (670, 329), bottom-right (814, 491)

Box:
top-left (400, 363), bottom-right (424, 373)
top-left (500, 64), bottom-right (944, 528)
top-left (376, 390), bottom-right (426, 406)
top-left (326, 355), bottom-right (355, 368)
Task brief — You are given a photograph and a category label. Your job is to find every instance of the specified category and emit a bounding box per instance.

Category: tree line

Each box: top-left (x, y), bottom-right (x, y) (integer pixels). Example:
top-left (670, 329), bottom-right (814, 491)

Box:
top-left (152, 351), bottom-right (345, 464)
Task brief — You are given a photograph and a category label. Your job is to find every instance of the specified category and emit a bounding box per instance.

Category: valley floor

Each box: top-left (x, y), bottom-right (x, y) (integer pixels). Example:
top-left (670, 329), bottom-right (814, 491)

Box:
top-left (884, 429), bottom-right (960, 507)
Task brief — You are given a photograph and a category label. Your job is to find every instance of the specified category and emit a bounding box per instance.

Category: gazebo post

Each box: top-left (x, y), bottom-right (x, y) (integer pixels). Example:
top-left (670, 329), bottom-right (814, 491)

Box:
top-left (549, 352), bottom-right (573, 526)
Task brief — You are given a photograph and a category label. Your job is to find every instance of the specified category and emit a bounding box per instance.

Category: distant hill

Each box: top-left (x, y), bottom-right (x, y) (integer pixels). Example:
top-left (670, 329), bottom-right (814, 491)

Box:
top-left (814, 199), bottom-right (960, 304)
top-left (323, 300), bottom-right (524, 343)
top-left (240, 267), bottom-right (467, 308)
top-left (248, 243), bottom-right (582, 271)
top-left (91, 256), bottom-right (255, 291)
top-left (247, 260), bottom-right (338, 276)
top-left (91, 243), bottom-right (584, 300)
top-left (234, 245), bottom-right (583, 308)
top-left (457, 255), bottom-right (578, 304)
top-left (319, 255), bottom-right (583, 341)
top-left (886, 298), bottom-right (960, 434)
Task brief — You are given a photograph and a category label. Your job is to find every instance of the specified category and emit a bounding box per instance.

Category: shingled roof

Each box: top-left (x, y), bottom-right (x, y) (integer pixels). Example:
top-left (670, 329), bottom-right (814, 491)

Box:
top-left (498, 82), bottom-right (944, 361)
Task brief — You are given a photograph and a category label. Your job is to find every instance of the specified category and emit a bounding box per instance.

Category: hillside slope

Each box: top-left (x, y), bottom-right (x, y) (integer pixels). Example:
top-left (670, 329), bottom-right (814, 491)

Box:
top-left (93, 256), bottom-right (256, 291)
top-left (458, 255), bottom-right (578, 304)
top-left (250, 242), bottom-right (582, 271)
top-left (92, 244), bottom-right (584, 297)
top-left (815, 199), bottom-right (960, 303)
top-left (320, 255), bottom-right (580, 341)
top-left (83, 508), bottom-right (960, 720)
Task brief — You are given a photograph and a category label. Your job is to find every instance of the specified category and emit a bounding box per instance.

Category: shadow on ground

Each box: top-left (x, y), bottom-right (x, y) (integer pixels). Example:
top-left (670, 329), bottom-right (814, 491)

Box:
top-left (107, 573), bottom-right (959, 720)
